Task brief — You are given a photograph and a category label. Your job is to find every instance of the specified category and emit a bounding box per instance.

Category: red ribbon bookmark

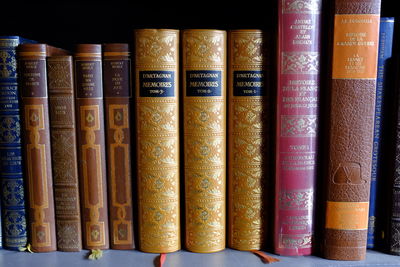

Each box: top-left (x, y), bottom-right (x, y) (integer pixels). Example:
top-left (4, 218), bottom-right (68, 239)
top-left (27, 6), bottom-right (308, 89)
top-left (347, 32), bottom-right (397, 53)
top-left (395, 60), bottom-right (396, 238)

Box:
top-left (251, 250), bottom-right (280, 264)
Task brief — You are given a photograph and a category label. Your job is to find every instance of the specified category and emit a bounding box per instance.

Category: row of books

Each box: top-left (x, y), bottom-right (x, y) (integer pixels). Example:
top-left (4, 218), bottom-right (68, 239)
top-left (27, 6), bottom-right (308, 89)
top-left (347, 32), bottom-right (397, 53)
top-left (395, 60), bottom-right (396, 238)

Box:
top-left (0, 0), bottom-right (398, 261)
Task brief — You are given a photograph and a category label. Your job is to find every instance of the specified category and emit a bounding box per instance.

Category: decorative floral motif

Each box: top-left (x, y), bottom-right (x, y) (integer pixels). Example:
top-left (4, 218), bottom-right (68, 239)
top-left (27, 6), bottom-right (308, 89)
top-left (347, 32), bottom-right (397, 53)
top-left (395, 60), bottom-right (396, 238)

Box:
top-left (282, 52), bottom-right (319, 74)
top-left (279, 189), bottom-right (313, 210)
top-left (282, 0), bottom-right (320, 14)
top-left (51, 131), bottom-right (75, 184)
top-left (0, 116), bottom-right (20, 143)
top-left (184, 32), bottom-right (224, 65)
top-left (0, 50), bottom-right (17, 78)
top-left (185, 102), bottom-right (224, 132)
top-left (136, 32), bottom-right (177, 64)
top-left (47, 61), bottom-right (72, 88)
top-left (281, 115), bottom-right (317, 137)
top-left (280, 234), bottom-right (312, 249)
top-left (233, 102), bottom-right (265, 131)
top-left (3, 210), bottom-right (27, 237)
top-left (137, 103), bottom-right (177, 132)
top-left (2, 180), bottom-right (25, 206)
top-left (233, 34), bottom-right (264, 65)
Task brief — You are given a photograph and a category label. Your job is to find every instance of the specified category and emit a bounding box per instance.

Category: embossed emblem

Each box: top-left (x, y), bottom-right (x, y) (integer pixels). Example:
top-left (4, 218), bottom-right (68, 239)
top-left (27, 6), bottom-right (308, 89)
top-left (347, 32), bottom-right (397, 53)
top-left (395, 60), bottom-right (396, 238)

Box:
top-left (136, 33), bottom-right (176, 64)
top-left (333, 162), bottom-right (366, 185)
top-left (0, 116), bottom-right (20, 143)
top-left (185, 33), bottom-right (224, 65)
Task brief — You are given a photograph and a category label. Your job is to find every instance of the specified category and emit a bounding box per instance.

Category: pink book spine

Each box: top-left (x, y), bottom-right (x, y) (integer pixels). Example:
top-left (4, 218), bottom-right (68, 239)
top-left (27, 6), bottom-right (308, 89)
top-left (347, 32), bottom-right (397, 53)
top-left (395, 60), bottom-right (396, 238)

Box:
top-left (274, 0), bottom-right (321, 256)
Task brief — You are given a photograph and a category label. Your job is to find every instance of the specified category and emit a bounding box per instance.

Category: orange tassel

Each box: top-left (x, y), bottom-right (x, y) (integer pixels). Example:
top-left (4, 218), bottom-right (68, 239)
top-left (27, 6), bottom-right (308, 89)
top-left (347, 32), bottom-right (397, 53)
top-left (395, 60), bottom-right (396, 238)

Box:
top-left (158, 253), bottom-right (167, 267)
top-left (251, 250), bottom-right (280, 264)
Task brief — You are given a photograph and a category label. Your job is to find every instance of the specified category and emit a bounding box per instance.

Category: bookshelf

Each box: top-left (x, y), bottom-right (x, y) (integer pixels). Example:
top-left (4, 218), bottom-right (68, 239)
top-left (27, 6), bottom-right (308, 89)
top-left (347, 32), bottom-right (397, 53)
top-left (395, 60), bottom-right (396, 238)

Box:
top-left (1, 0), bottom-right (400, 266)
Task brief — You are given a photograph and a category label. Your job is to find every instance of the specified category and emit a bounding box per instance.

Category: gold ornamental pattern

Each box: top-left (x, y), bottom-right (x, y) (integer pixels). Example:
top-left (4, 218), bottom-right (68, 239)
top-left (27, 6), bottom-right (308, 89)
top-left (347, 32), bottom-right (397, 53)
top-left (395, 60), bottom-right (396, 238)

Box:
top-left (135, 29), bottom-right (180, 253)
top-left (228, 30), bottom-right (267, 250)
top-left (183, 29), bottom-right (226, 253)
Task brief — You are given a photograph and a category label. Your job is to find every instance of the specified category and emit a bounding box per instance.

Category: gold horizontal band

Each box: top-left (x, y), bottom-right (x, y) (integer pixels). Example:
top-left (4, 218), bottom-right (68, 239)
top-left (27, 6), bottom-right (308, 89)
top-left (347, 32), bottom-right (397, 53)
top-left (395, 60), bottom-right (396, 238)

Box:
top-left (75, 52), bottom-right (101, 57)
top-left (103, 52), bottom-right (129, 56)
top-left (18, 52), bottom-right (46, 56)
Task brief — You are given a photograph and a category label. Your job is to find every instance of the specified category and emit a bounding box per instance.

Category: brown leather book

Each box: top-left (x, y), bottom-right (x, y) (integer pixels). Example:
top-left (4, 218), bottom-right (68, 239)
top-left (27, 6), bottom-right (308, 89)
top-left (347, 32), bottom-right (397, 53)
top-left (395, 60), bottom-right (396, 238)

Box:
top-left (74, 44), bottom-right (109, 250)
top-left (324, 0), bottom-right (381, 260)
top-left (18, 43), bottom-right (67, 252)
top-left (227, 29), bottom-right (268, 251)
top-left (134, 29), bottom-right (181, 253)
top-left (47, 55), bottom-right (82, 251)
top-left (182, 29), bottom-right (227, 253)
top-left (103, 43), bottom-right (134, 250)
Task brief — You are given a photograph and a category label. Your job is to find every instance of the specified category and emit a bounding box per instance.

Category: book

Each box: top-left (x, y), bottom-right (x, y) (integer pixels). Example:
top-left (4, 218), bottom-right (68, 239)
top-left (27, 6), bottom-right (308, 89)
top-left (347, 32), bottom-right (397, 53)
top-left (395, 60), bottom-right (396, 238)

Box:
top-left (47, 55), bottom-right (82, 251)
top-left (0, 36), bottom-right (33, 250)
top-left (274, 0), bottom-right (322, 256)
top-left (323, 0), bottom-right (381, 260)
top-left (74, 44), bottom-right (109, 250)
top-left (18, 43), bottom-right (67, 252)
top-left (227, 29), bottom-right (268, 251)
top-left (134, 29), bottom-right (181, 253)
top-left (182, 29), bottom-right (227, 253)
top-left (367, 17), bottom-right (395, 249)
top-left (103, 43), bottom-right (134, 250)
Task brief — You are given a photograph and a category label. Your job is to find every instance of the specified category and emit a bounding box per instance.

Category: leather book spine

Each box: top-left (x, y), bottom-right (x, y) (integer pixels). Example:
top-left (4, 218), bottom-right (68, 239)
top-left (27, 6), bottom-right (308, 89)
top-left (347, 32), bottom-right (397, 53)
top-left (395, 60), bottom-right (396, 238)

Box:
top-left (183, 29), bottom-right (226, 253)
top-left (227, 30), bottom-right (268, 251)
top-left (103, 43), bottom-right (134, 250)
top-left (134, 29), bottom-right (180, 253)
top-left (74, 44), bottom-right (109, 250)
top-left (0, 36), bottom-right (30, 250)
top-left (275, 0), bottom-right (322, 256)
top-left (18, 44), bottom-right (57, 252)
top-left (368, 17), bottom-right (394, 249)
top-left (390, 98), bottom-right (400, 255)
top-left (324, 0), bottom-right (381, 260)
top-left (47, 55), bottom-right (82, 251)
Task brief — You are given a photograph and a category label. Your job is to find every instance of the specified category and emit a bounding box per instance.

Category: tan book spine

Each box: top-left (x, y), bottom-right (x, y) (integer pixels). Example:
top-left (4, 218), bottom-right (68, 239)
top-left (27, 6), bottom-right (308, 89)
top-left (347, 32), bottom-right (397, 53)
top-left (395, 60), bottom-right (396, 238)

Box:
top-left (74, 44), bottom-right (109, 250)
top-left (47, 55), bottom-right (82, 251)
top-left (182, 29), bottom-right (227, 253)
top-left (134, 29), bottom-right (181, 253)
top-left (228, 30), bottom-right (268, 251)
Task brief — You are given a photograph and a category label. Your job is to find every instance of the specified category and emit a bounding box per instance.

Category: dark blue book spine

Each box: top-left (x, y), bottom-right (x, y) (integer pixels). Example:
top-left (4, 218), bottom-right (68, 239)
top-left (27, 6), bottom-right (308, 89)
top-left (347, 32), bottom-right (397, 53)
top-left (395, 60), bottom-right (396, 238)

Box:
top-left (368, 18), bottom-right (395, 249)
top-left (0, 36), bottom-right (30, 250)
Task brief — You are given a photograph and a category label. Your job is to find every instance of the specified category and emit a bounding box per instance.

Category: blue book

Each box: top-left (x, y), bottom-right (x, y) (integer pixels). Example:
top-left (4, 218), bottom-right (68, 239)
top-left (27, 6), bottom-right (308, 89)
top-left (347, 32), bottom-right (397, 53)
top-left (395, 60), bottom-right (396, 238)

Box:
top-left (367, 18), bottom-right (395, 249)
top-left (0, 36), bottom-right (35, 250)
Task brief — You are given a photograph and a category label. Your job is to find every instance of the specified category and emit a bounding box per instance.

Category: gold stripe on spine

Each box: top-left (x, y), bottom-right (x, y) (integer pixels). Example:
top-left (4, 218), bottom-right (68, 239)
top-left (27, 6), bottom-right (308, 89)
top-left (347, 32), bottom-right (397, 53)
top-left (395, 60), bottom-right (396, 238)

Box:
top-left (26, 104), bottom-right (51, 248)
top-left (135, 29), bottom-right (180, 253)
top-left (228, 30), bottom-right (267, 251)
top-left (18, 51), bottom-right (47, 57)
top-left (109, 104), bottom-right (132, 245)
top-left (183, 29), bottom-right (226, 253)
top-left (103, 52), bottom-right (130, 57)
top-left (80, 105), bottom-right (105, 247)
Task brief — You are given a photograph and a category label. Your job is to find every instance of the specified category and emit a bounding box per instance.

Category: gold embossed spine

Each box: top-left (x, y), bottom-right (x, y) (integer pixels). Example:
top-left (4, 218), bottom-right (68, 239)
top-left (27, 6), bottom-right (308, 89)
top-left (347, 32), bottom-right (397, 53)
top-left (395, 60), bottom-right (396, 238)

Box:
top-left (74, 45), bottom-right (109, 250)
top-left (134, 29), bottom-right (181, 253)
top-left (228, 30), bottom-right (267, 251)
top-left (182, 29), bottom-right (227, 253)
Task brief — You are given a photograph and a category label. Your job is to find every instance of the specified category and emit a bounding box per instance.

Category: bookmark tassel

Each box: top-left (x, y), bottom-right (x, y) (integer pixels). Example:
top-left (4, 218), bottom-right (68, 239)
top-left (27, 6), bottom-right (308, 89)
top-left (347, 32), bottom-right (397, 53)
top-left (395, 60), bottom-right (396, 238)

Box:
top-left (158, 253), bottom-right (167, 267)
top-left (251, 250), bottom-right (280, 264)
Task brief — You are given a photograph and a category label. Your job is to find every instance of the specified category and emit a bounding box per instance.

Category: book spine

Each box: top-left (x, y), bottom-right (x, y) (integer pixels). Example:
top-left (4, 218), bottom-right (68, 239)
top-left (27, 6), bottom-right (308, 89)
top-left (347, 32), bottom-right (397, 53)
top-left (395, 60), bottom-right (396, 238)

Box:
top-left (324, 0), bottom-right (381, 261)
top-left (0, 36), bottom-right (28, 250)
top-left (227, 30), bottom-right (268, 251)
top-left (368, 17), bottom-right (394, 249)
top-left (275, 0), bottom-right (321, 256)
top-left (47, 55), bottom-right (82, 251)
top-left (183, 29), bottom-right (227, 253)
top-left (74, 44), bottom-right (109, 250)
top-left (103, 43), bottom-right (134, 250)
top-left (18, 44), bottom-right (57, 252)
top-left (134, 29), bottom-right (180, 253)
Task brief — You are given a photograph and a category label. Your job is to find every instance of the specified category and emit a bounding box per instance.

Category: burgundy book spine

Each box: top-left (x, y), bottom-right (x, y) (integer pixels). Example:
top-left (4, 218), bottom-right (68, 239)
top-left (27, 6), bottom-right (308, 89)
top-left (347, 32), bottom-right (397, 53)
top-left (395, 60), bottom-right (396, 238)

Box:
top-left (274, 0), bottom-right (322, 255)
top-left (103, 43), bottom-right (135, 249)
